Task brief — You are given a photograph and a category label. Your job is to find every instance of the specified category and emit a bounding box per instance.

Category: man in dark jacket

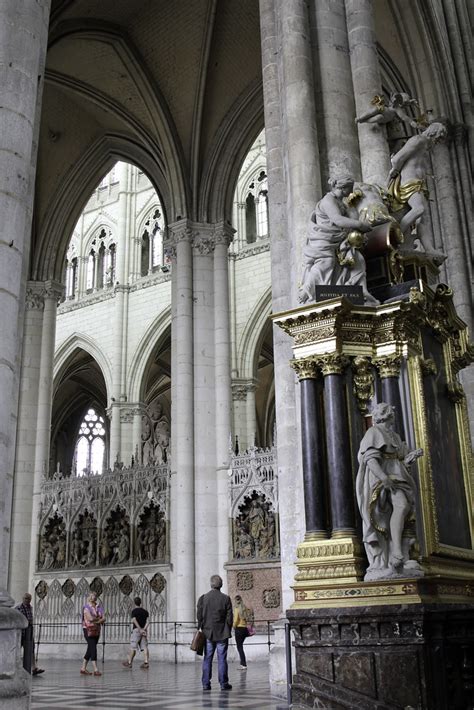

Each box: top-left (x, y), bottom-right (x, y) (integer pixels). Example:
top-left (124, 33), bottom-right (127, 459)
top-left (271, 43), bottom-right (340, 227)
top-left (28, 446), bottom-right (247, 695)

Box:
top-left (197, 574), bottom-right (233, 691)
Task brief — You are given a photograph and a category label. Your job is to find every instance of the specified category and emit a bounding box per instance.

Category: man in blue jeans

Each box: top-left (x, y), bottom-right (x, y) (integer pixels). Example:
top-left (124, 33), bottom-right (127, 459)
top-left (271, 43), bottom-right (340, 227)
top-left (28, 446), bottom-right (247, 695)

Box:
top-left (197, 575), bottom-right (233, 691)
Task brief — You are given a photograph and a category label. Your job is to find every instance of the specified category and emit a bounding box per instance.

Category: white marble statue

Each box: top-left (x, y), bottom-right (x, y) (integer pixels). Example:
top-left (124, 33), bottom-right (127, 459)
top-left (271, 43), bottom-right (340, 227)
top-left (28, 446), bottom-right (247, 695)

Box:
top-left (355, 92), bottom-right (421, 129)
top-left (299, 176), bottom-right (387, 305)
top-left (356, 402), bottom-right (424, 581)
top-left (387, 122), bottom-right (447, 263)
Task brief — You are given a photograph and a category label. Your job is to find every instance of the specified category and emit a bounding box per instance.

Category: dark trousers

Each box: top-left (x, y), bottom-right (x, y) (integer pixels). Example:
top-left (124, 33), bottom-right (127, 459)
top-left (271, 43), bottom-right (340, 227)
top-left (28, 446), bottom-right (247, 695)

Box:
top-left (234, 627), bottom-right (248, 667)
top-left (202, 639), bottom-right (229, 688)
top-left (21, 625), bottom-right (34, 674)
top-left (83, 628), bottom-right (99, 662)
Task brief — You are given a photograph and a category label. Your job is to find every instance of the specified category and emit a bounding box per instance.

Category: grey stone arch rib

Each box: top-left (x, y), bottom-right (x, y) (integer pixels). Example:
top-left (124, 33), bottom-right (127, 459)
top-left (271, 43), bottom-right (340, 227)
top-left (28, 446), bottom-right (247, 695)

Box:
top-left (33, 22), bottom-right (190, 281)
top-left (238, 286), bottom-right (272, 381)
top-left (46, 19), bottom-right (189, 216)
top-left (128, 309), bottom-right (172, 404)
top-left (198, 78), bottom-right (264, 224)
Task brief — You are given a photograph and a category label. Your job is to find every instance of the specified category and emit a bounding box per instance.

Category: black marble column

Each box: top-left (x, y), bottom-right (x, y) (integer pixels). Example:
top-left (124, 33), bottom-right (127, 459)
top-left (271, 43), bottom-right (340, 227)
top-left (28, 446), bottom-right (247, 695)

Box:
top-left (376, 356), bottom-right (405, 439)
top-left (300, 376), bottom-right (328, 535)
top-left (322, 362), bottom-right (356, 534)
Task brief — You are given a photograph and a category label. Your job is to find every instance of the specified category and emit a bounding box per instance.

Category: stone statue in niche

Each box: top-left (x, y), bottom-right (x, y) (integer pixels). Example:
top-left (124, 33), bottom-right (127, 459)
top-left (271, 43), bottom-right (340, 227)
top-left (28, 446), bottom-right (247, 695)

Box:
top-left (298, 176), bottom-right (388, 306)
top-left (355, 92), bottom-right (421, 130)
top-left (141, 400), bottom-right (170, 464)
top-left (38, 515), bottom-right (66, 570)
top-left (69, 510), bottom-right (97, 568)
top-left (387, 122), bottom-right (447, 263)
top-left (135, 502), bottom-right (166, 562)
top-left (141, 416), bottom-right (154, 464)
top-left (101, 508), bottom-right (130, 566)
top-left (233, 493), bottom-right (277, 559)
top-left (356, 402), bottom-right (424, 581)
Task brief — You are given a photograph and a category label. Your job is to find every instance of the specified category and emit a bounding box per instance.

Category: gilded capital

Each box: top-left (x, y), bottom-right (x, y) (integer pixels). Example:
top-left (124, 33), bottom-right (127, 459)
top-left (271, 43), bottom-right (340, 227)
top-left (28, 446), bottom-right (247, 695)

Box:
top-left (315, 354), bottom-right (349, 376)
top-left (290, 357), bottom-right (319, 380)
top-left (374, 355), bottom-right (402, 378)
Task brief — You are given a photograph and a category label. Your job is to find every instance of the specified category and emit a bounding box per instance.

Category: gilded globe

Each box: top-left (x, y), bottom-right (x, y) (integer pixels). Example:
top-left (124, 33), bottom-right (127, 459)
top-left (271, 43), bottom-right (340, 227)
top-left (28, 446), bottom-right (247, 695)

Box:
top-left (347, 230), bottom-right (365, 248)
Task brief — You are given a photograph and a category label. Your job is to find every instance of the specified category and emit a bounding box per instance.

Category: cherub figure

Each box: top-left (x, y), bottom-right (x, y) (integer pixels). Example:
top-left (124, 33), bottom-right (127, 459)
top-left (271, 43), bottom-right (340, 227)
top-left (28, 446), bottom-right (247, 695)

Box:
top-left (356, 93), bottom-right (421, 129)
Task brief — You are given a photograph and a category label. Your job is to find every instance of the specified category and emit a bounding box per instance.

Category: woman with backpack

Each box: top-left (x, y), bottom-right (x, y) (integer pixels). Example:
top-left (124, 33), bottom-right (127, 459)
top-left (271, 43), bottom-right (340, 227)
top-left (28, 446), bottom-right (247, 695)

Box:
top-left (233, 595), bottom-right (254, 670)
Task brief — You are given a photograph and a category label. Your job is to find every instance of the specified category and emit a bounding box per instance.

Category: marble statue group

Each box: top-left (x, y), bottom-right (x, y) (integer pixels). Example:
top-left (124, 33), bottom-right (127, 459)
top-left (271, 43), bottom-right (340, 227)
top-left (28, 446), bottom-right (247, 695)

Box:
top-left (299, 90), bottom-right (447, 305)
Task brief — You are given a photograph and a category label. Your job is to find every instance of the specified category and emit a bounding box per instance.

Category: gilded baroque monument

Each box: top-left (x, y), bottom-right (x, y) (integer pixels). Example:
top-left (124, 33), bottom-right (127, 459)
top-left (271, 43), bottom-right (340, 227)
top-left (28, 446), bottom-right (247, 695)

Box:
top-left (274, 94), bottom-right (474, 709)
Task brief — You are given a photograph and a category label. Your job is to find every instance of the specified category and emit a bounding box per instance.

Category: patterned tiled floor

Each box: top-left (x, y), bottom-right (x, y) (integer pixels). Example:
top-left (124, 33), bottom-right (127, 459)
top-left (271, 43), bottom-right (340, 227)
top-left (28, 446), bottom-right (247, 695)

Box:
top-left (31, 659), bottom-right (290, 709)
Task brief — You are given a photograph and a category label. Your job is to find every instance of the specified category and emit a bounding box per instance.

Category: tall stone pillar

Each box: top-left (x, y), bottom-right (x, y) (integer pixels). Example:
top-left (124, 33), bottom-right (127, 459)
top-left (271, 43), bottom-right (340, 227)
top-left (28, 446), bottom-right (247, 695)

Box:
top-left (432, 138), bottom-right (472, 332)
top-left (374, 355), bottom-right (405, 440)
top-left (132, 404), bottom-right (146, 463)
top-left (9, 285), bottom-right (45, 602)
top-left (168, 221), bottom-right (195, 622)
top-left (260, 0), bottom-right (320, 616)
top-left (310, 0), bottom-right (361, 181)
top-left (345, 0), bottom-right (391, 184)
top-left (0, 2), bottom-right (51, 703)
top-left (214, 223), bottom-right (234, 575)
top-left (109, 162), bottom-right (131, 462)
top-left (231, 382), bottom-right (247, 451)
top-left (28, 282), bottom-right (64, 586)
top-left (0, 0), bottom-right (51, 606)
top-left (245, 381), bottom-right (257, 447)
top-left (192, 224), bottom-right (217, 596)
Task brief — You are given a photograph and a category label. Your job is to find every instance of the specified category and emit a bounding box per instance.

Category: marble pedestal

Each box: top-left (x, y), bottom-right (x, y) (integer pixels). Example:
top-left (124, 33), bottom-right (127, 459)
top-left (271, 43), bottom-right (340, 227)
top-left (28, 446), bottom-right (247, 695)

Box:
top-left (0, 607), bottom-right (30, 710)
top-left (288, 602), bottom-right (474, 710)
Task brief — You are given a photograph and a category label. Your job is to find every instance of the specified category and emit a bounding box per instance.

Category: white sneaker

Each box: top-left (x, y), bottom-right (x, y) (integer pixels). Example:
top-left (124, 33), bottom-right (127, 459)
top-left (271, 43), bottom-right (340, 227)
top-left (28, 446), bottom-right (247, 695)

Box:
top-left (238, 665), bottom-right (247, 670)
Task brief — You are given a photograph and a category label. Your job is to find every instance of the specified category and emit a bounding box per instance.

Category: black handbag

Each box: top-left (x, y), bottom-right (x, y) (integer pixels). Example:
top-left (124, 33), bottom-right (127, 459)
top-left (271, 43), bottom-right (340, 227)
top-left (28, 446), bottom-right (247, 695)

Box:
top-left (190, 629), bottom-right (206, 655)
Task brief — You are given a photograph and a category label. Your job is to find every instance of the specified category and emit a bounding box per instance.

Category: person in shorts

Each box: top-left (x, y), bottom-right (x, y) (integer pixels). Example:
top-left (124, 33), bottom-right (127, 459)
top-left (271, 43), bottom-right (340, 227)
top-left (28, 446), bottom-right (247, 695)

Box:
top-left (122, 596), bottom-right (149, 669)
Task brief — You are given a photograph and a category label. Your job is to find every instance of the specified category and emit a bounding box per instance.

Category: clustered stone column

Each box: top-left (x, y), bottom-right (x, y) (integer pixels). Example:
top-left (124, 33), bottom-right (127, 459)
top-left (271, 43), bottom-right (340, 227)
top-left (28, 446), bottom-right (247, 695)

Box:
top-left (214, 224), bottom-right (234, 571)
top-left (0, 0), bottom-right (52, 704)
top-left (28, 282), bottom-right (64, 590)
top-left (168, 221), bottom-right (195, 623)
top-left (345, 0), bottom-right (391, 183)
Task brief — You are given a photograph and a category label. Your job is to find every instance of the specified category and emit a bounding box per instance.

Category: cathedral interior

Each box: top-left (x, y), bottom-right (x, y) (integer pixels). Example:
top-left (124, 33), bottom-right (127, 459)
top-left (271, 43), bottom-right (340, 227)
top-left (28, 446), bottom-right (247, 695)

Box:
top-left (0, 1), bottom-right (472, 709)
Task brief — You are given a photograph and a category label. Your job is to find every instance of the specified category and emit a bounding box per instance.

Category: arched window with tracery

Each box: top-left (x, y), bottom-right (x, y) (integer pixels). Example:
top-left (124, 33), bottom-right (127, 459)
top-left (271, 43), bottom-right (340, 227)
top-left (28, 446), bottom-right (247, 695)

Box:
top-left (74, 408), bottom-right (106, 477)
top-left (65, 257), bottom-right (78, 299)
top-left (140, 207), bottom-right (164, 276)
top-left (86, 252), bottom-right (95, 292)
top-left (232, 130), bottom-right (268, 250)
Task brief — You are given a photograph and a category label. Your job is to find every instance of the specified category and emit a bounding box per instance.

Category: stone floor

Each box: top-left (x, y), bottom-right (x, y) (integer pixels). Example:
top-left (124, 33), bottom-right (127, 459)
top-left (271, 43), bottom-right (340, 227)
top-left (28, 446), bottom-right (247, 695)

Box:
top-left (31, 659), bottom-right (290, 709)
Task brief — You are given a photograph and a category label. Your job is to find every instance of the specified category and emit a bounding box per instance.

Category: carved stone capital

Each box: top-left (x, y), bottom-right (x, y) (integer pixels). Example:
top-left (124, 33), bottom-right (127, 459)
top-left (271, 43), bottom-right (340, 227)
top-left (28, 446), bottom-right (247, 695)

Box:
top-left (374, 355), bottom-right (402, 378)
top-left (232, 384), bottom-right (248, 401)
top-left (193, 234), bottom-right (215, 256)
top-left (44, 280), bottom-right (65, 302)
top-left (352, 356), bottom-right (374, 415)
top-left (214, 221), bottom-right (235, 247)
top-left (25, 283), bottom-right (45, 310)
top-left (290, 357), bottom-right (319, 381)
top-left (167, 220), bottom-right (194, 245)
top-left (315, 354), bottom-right (350, 376)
